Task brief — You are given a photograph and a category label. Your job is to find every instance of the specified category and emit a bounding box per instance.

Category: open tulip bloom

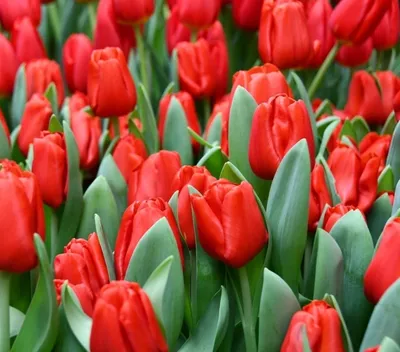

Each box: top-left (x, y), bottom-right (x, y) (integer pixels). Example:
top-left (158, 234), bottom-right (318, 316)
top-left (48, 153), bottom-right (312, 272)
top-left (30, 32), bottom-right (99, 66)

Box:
top-left (1, 0), bottom-right (400, 351)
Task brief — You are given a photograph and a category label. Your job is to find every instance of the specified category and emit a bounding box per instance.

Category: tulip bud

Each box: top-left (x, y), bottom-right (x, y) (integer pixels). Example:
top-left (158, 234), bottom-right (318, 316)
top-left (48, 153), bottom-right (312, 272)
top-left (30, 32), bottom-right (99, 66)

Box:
top-left (359, 132), bottom-right (391, 174)
top-left (18, 94), bottom-right (53, 156)
top-left (176, 0), bottom-right (221, 31)
top-left (191, 179), bottom-right (268, 267)
top-left (158, 92), bottom-right (201, 152)
top-left (112, 135), bottom-right (148, 183)
top-left (90, 281), bottom-right (168, 352)
top-left (372, 0), bottom-right (400, 50)
top-left (88, 47), bottom-right (137, 117)
top-left (323, 204), bottom-right (356, 232)
top-left (69, 91), bottom-right (89, 114)
top-left (63, 34), bottom-right (93, 94)
top-left (112, 0), bottom-right (155, 25)
top-left (114, 198), bottom-right (183, 279)
top-left (0, 34), bottom-right (18, 97)
top-left (26, 59), bottom-right (65, 107)
top-left (0, 109), bottom-right (10, 143)
top-left (336, 39), bottom-right (373, 68)
top-left (32, 132), bottom-right (67, 208)
top-left (0, 159), bottom-right (45, 272)
top-left (249, 94), bottom-right (315, 180)
top-left (171, 166), bottom-right (216, 248)
top-left (166, 7), bottom-right (191, 55)
top-left (282, 300), bottom-right (345, 352)
top-left (0, 0), bottom-right (41, 32)
top-left (259, 0), bottom-right (313, 69)
top-left (232, 0), bottom-right (263, 31)
top-left (54, 233), bottom-right (109, 316)
top-left (329, 0), bottom-right (391, 44)
top-left (128, 150), bottom-right (181, 203)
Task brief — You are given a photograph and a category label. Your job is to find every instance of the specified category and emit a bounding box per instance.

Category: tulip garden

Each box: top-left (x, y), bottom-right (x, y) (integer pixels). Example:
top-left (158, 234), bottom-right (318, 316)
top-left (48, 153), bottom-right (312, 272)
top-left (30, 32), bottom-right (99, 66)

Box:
top-left (2, 0), bottom-right (400, 351)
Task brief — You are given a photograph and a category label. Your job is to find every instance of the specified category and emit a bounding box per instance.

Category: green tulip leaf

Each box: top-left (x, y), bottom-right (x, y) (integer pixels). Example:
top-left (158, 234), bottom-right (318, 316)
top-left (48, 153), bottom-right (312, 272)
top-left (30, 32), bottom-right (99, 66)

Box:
top-left (387, 122), bottom-right (400, 185)
top-left (0, 116), bottom-right (10, 159)
top-left (339, 120), bottom-right (357, 141)
top-left (382, 112), bottom-right (396, 136)
top-left (197, 146), bottom-right (228, 178)
top-left (44, 83), bottom-right (59, 116)
top-left (351, 116), bottom-right (370, 143)
top-left (367, 193), bottom-right (393, 245)
top-left (378, 165), bottom-right (395, 193)
top-left (171, 49), bottom-right (179, 91)
top-left (302, 326), bottom-right (312, 352)
top-left (206, 113), bottom-right (222, 146)
top-left (48, 114), bottom-right (63, 133)
top-left (54, 306), bottom-right (86, 352)
top-left (317, 116), bottom-right (339, 136)
top-left (10, 126), bottom-right (25, 164)
top-left (60, 0), bottom-right (85, 43)
top-left (392, 180), bottom-right (400, 216)
top-left (317, 119), bottom-right (340, 157)
top-left (314, 99), bottom-right (333, 119)
top-left (319, 156), bottom-right (341, 205)
top-left (11, 65), bottom-right (27, 130)
top-left (9, 307), bottom-right (24, 338)
top-left (379, 337), bottom-right (400, 352)
top-left (188, 127), bottom-right (213, 149)
top-left (168, 190), bottom-right (179, 225)
top-left (94, 214), bottom-right (116, 281)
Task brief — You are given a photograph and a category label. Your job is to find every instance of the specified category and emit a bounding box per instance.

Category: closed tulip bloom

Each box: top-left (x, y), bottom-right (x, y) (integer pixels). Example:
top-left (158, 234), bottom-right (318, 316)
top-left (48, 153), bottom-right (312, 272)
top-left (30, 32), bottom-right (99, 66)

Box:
top-left (177, 0), bottom-right (220, 31)
top-left (18, 94), bottom-right (53, 156)
top-left (63, 34), bottom-right (93, 94)
top-left (114, 198), bottom-right (183, 279)
top-left (166, 7), bottom-right (191, 54)
top-left (259, 0), bottom-right (313, 69)
top-left (88, 47), bottom-right (137, 117)
top-left (364, 218), bottom-right (400, 304)
top-left (113, 135), bottom-right (148, 183)
top-left (54, 233), bottom-right (109, 316)
top-left (0, 109), bottom-right (10, 143)
top-left (128, 150), bottom-right (181, 204)
top-left (0, 34), bottom-right (18, 97)
top-left (359, 132), bottom-right (391, 174)
top-left (328, 144), bottom-right (380, 214)
top-left (232, 0), bottom-right (263, 31)
top-left (11, 17), bottom-right (46, 64)
top-left (69, 91), bottom-right (90, 115)
top-left (336, 39), bottom-right (373, 67)
top-left (249, 94), bottom-right (315, 180)
top-left (26, 59), bottom-right (65, 107)
top-left (167, 0), bottom-right (176, 8)
top-left (395, 90), bottom-right (400, 121)
top-left (323, 204), bottom-right (356, 232)
top-left (372, 0), bottom-right (400, 50)
top-left (0, 0), bottom-right (41, 32)
top-left (282, 300), bottom-right (345, 352)
top-left (177, 39), bottom-right (215, 99)
top-left (112, 0), bottom-right (155, 25)
top-left (158, 92), bottom-right (201, 152)
top-left (329, 0), bottom-right (391, 44)
top-left (90, 281), bottom-right (168, 352)
top-left (32, 132), bottom-right (67, 208)
top-left (171, 166), bottom-right (216, 248)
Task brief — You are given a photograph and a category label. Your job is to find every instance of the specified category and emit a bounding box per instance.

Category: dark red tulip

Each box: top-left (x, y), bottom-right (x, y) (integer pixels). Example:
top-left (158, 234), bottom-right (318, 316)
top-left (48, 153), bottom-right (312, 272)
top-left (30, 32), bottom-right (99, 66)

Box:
top-left (166, 7), bottom-right (191, 55)
top-left (176, 0), bottom-right (220, 31)
top-left (167, 0), bottom-right (176, 9)
top-left (18, 94), bottom-right (53, 156)
top-left (372, 0), bottom-right (400, 50)
top-left (32, 132), bottom-right (67, 208)
top-left (170, 166), bottom-right (216, 248)
top-left (0, 33), bottom-right (18, 97)
top-left (323, 204), bottom-right (357, 232)
top-left (0, 0), bottom-right (41, 32)
top-left (54, 233), bottom-right (109, 317)
top-left (232, 0), bottom-right (263, 31)
top-left (395, 90), bottom-right (400, 121)
top-left (88, 47), bottom-right (137, 117)
top-left (114, 198), bottom-right (183, 279)
top-left (90, 281), bottom-right (168, 352)
top-left (359, 132), bottom-right (391, 174)
top-left (0, 109), bottom-right (10, 142)
top-left (112, 0), bottom-right (155, 25)
top-left (128, 150), bottom-right (181, 204)
top-left (336, 39), bottom-right (373, 67)
top-left (249, 94), bottom-right (315, 180)
top-left (63, 34), bottom-right (93, 94)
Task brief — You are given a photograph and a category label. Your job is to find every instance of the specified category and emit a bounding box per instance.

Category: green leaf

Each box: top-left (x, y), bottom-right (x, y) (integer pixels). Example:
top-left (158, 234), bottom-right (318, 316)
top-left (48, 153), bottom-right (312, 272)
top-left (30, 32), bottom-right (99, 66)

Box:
top-left (197, 146), bottom-right (228, 178)
top-left (44, 83), bottom-right (59, 116)
top-left (381, 112), bottom-right (397, 136)
top-left (48, 115), bottom-right (63, 133)
top-left (318, 119), bottom-right (340, 157)
top-left (380, 337), bottom-right (400, 352)
top-left (76, 176), bottom-right (119, 249)
top-left (267, 139), bottom-right (311, 295)
top-left (351, 116), bottom-right (370, 143)
top-left (11, 65), bottom-right (27, 130)
top-left (60, 1), bottom-right (85, 43)
top-left (319, 156), bottom-right (341, 205)
top-left (163, 97), bottom-right (193, 165)
top-left (170, 49), bottom-right (179, 91)
top-left (54, 306), bottom-right (86, 352)
top-left (0, 116), bottom-right (10, 159)
top-left (317, 116), bottom-right (339, 136)
top-left (339, 120), bottom-right (357, 141)
top-left (188, 127), bottom-right (213, 149)
top-left (9, 307), bottom-right (24, 338)
top-left (10, 126), bottom-right (25, 164)
top-left (206, 113), bottom-right (222, 146)
top-left (314, 99), bottom-right (333, 119)
top-left (329, 210), bottom-right (374, 349)
top-left (392, 180), bottom-right (400, 216)
top-left (94, 214), bottom-right (116, 281)
top-left (26, 144), bottom-right (34, 171)
top-left (302, 326), bottom-right (312, 352)
top-left (258, 268), bottom-right (300, 352)
top-left (387, 122), bottom-right (400, 185)
top-left (367, 193), bottom-right (393, 246)
top-left (378, 165), bottom-right (395, 193)
top-left (11, 234), bottom-right (59, 352)
top-left (360, 279), bottom-right (400, 351)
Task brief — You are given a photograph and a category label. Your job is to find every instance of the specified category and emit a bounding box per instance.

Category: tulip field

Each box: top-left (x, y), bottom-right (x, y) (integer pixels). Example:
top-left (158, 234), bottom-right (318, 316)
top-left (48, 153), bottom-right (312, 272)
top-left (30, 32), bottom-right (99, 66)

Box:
top-left (1, 0), bottom-right (400, 351)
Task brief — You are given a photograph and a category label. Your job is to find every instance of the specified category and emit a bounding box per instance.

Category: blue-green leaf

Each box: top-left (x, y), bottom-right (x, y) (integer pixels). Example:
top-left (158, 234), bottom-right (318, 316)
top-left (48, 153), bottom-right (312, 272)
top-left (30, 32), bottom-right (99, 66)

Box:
top-left (11, 65), bottom-right (27, 130)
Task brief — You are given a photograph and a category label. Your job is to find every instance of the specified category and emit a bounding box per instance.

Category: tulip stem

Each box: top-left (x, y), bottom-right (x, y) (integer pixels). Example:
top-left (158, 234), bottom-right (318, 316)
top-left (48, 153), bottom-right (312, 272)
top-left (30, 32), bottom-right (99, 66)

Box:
top-left (203, 98), bottom-right (211, 127)
top-left (307, 42), bottom-right (340, 100)
top-left (111, 117), bottom-right (120, 138)
top-left (134, 25), bottom-right (150, 95)
top-left (88, 2), bottom-right (97, 39)
top-left (0, 271), bottom-right (10, 352)
top-left (238, 267), bottom-right (257, 352)
top-left (50, 208), bottom-right (59, 261)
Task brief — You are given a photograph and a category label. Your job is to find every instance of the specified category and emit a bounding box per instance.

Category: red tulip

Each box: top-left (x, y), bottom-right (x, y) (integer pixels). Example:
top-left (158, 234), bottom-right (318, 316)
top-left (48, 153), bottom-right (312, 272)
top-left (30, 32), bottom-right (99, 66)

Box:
top-left (364, 348), bottom-right (379, 352)
top-left (88, 47), bottom-right (137, 117)
top-left (323, 204), bottom-right (356, 232)
top-left (359, 132), bottom-right (391, 174)
top-left (108, 114), bottom-right (140, 139)
top-left (328, 144), bottom-right (380, 213)
top-left (18, 94), bottom-right (53, 156)
top-left (364, 218), bottom-right (400, 304)
top-left (112, 0), bottom-right (155, 25)
top-left (26, 59), bottom-right (65, 107)
top-left (329, 0), bottom-right (391, 44)
top-left (166, 7), bottom-right (191, 55)
top-left (282, 300), bottom-right (345, 352)
top-left (372, 0), bottom-right (400, 50)
top-left (69, 92), bottom-right (90, 114)
top-left (191, 179), bottom-right (268, 267)
top-left (11, 17), bottom-right (46, 64)
top-left (90, 281), bottom-right (168, 352)
top-left (249, 94), bottom-right (315, 180)
top-left (176, 39), bottom-right (215, 99)
top-left (63, 34), bottom-right (93, 94)
top-left (0, 33), bottom-right (18, 97)
top-left (170, 166), bottom-right (216, 248)
top-left (158, 92), bottom-right (201, 152)
top-left (395, 90), bottom-right (400, 121)
top-left (32, 132), bottom-right (67, 208)
top-left (259, 0), bottom-right (313, 69)
top-left (232, 0), bottom-right (263, 31)
top-left (0, 160), bottom-right (45, 273)
top-left (336, 39), bottom-right (373, 67)
top-left (176, 0), bottom-right (220, 31)
top-left (128, 150), bottom-right (181, 204)
top-left (0, 109), bottom-right (10, 142)
top-left (54, 233), bottom-right (109, 316)
top-left (112, 135), bottom-right (148, 183)
top-left (114, 198), bottom-right (183, 279)
top-left (167, 0), bottom-right (176, 9)
top-left (0, 0), bottom-right (41, 32)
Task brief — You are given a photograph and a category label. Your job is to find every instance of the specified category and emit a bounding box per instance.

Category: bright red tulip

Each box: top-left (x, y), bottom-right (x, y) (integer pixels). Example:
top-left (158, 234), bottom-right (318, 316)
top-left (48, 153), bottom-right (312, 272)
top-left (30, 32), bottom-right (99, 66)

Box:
top-left (112, 0), bottom-right (155, 25)
top-left (166, 7), bottom-right (191, 55)
top-left (63, 34), bottom-right (93, 94)
top-left (359, 132), bottom-right (391, 174)
top-left (167, 0), bottom-right (176, 9)
top-left (0, 33), bottom-right (18, 97)
top-left (282, 300), bottom-right (345, 352)
top-left (336, 39), bottom-right (373, 67)
top-left (323, 204), bottom-right (356, 232)
top-left (18, 94), bottom-right (53, 156)
top-left (0, 160), bottom-right (45, 273)
top-left (249, 94), bottom-right (315, 180)
top-left (191, 179), bottom-right (268, 267)
top-left (90, 281), bottom-right (168, 352)
top-left (372, 0), bottom-right (400, 50)
top-left (176, 0), bottom-right (220, 30)
top-left (0, 109), bottom-right (10, 142)
top-left (54, 233), bottom-right (109, 316)
top-left (32, 132), bottom-right (67, 208)
top-left (0, 0), bottom-right (41, 32)
top-left (88, 47), bottom-right (137, 117)
top-left (114, 198), bottom-right (183, 279)
top-left (69, 91), bottom-right (89, 114)
top-left (128, 150), bottom-right (181, 204)
top-left (232, 0), bottom-right (263, 31)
